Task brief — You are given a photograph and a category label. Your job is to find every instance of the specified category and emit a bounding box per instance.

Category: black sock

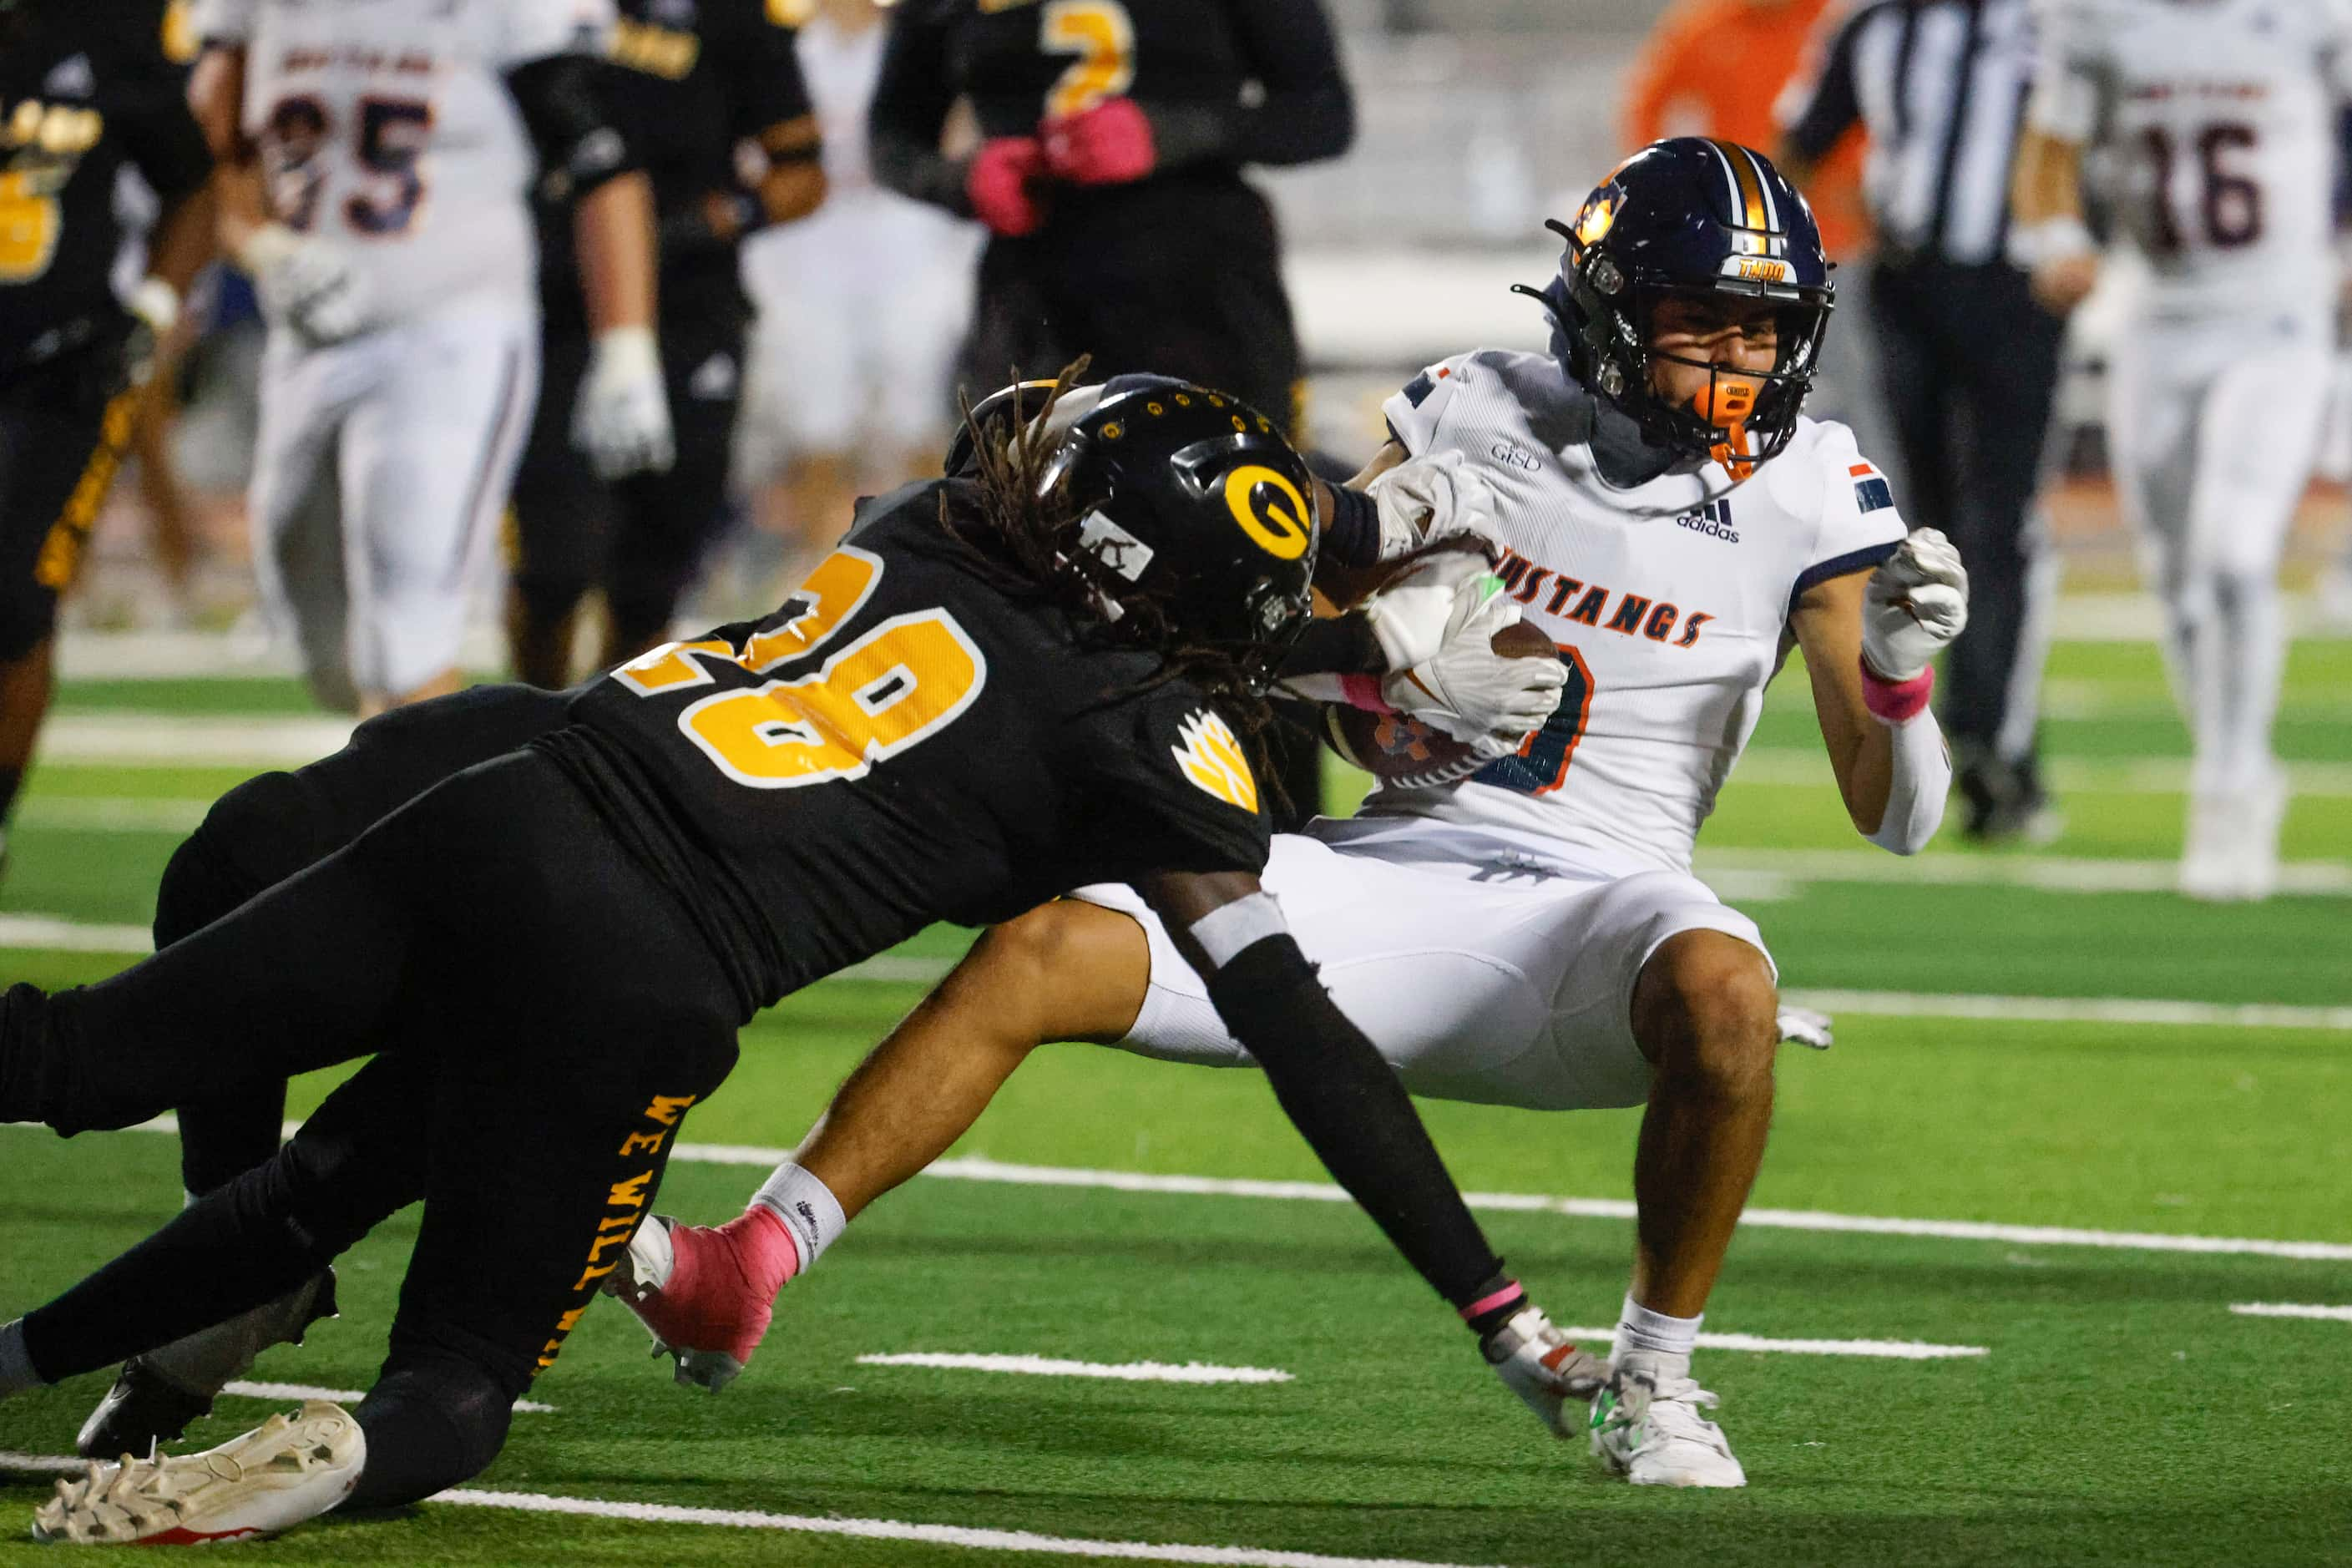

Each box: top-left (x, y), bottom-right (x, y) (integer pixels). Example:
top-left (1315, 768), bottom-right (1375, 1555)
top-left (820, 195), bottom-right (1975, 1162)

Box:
top-left (348, 1355), bottom-right (513, 1510)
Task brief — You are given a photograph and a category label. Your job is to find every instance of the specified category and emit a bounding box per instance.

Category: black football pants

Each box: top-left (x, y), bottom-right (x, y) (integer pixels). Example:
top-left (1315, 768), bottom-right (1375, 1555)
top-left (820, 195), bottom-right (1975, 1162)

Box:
top-left (163, 683), bottom-right (574, 1195)
top-left (1867, 257), bottom-right (2064, 766)
top-left (2, 750), bottom-right (740, 1493)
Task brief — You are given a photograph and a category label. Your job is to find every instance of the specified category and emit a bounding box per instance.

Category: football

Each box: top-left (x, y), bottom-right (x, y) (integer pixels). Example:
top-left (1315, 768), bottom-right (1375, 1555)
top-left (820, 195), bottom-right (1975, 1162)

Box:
top-left (1321, 619), bottom-right (1560, 788)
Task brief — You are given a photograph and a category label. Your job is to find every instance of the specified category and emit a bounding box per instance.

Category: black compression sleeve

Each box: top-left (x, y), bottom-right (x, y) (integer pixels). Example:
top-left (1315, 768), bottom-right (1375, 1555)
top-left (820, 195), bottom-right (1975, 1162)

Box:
top-left (869, 6), bottom-right (969, 214)
top-left (506, 54), bottom-right (638, 200)
top-left (1319, 482), bottom-right (1380, 570)
top-left (1778, 8), bottom-right (1865, 162)
top-left (1148, 0), bottom-right (1352, 169)
top-left (1278, 615), bottom-right (1383, 680)
top-left (1203, 933), bottom-right (1504, 1309)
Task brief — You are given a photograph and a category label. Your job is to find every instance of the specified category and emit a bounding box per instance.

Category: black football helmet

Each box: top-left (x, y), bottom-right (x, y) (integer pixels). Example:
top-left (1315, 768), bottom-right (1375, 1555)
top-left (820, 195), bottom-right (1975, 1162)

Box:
top-left (1520, 137), bottom-right (1834, 472)
top-left (957, 372), bottom-right (1318, 690)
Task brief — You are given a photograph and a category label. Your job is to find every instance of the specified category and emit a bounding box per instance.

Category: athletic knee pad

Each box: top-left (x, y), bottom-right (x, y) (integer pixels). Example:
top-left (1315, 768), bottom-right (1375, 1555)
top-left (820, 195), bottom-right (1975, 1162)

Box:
top-left (348, 1353), bottom-right (515, 1509)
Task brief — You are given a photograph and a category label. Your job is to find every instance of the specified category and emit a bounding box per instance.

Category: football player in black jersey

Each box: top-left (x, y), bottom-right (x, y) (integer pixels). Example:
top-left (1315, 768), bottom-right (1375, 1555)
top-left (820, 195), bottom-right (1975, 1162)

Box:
top-left (507, 0), bottom-right (828, 690)
top-left (872, 0), bottom-right (1356, 827)
top-left (0, 0), bottom-right (215, 879)
top-left (1, 374), bottom-right (1582, 1545)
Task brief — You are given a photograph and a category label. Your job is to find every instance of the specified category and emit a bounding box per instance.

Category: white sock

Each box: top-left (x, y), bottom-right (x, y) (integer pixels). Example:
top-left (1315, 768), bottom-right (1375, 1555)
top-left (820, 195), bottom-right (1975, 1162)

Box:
top-left (2214, 569), bottom-right (2285, 792)
top-left (0, 1318), bottom-right (47, 1399)
top-left (751, 1163), bottom-right (847, 1274)
top-left (1615, 1294), bottom-right (1702, 1380)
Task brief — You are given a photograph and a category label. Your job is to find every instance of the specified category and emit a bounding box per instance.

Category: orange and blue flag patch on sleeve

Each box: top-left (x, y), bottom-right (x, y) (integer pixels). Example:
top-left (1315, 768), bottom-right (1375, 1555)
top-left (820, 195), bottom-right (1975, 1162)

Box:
top-left (1849, 463), bottom-right (1894, 513)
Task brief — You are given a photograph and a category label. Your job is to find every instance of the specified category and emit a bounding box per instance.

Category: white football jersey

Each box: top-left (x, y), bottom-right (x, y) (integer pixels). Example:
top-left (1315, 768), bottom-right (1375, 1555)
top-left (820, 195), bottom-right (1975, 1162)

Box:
top-left (193, 0), bottom-right (612, 323)
top-left (1331, 351), bottom-right (1906, 880)
top-left (2028, 0), bottom-right (2352, 316)
top-left (794, 9), bottom-right (884, 195)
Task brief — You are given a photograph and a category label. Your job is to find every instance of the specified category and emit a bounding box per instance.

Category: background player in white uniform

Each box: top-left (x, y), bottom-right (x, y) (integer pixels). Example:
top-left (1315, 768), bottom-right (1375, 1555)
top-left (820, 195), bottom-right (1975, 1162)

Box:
top-left (735, 0), bottom-right (978, 579)
top-left (2011, 0), bottom-right (2352, 899)
top-left (604, 140), bottom-right (1970, 1491)
top-left (186, 0), bottom-right (672, 714)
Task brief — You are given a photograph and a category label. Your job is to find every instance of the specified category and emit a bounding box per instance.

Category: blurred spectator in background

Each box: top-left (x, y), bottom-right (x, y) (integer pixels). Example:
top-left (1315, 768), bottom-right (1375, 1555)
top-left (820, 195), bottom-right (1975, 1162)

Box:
top-left (2010, 1), bottom-right (2349, 901)
top-left (1778, 0), bottom-right (2061, 843)
top-left (505, 0), bottom-right (827, 690)
top-left (867, 0), bottom-right (1357, 829)
top-left (194, 0), bottom-right (669, 716)
top-left (1, 0), bottom-right (213, 880)
top-left (735, 0), bottom-right (979, 589)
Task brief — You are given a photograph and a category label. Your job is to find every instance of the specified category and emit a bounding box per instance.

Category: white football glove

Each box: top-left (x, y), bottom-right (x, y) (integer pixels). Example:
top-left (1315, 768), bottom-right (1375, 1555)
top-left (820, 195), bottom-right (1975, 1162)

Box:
top-left (1383, 575), bottom-right (1567, 757)
top-left (1363, 449), bottom-right (1504, 563)
top-left (240, 223), bottom-right (370, 346)
top-left (1360, 547), bottom-right (1494, 673)
top-left (572, 326), bottom-right (676, 480)
top-left (1482, 1305), bottom-right (1611, 1439)
top-left (1861, 527), bottom-right (1968, 682)
top-left (1777, 1004), bottom-right (1834, 1050)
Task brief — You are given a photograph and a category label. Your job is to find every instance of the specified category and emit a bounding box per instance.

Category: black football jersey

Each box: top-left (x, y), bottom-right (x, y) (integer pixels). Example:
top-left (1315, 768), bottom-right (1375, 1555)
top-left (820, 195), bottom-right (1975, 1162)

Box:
top-left (0, 0), bottom-right (210, 369)
top-left (538, 0), bottom-right (812, 326)
top-left (546, 478), bottom-right (1270, 1015)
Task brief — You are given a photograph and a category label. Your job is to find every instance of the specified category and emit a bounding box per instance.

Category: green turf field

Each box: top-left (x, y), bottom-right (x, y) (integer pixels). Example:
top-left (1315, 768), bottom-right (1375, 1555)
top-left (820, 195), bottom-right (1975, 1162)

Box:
top-left (3, 636), bottom-right (2349, 1565)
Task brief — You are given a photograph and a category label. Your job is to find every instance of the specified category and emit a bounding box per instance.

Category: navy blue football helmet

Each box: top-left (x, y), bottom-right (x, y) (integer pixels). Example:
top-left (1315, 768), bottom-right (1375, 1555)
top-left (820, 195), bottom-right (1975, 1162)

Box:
top-left (1521, 137), bottom-right (1835, 471)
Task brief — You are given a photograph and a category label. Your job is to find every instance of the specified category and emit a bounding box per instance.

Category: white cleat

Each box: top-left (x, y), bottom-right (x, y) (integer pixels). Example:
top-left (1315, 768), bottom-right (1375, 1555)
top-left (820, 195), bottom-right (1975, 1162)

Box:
top-left (2180, 768), bottom-right (2288, 903)
top-left (33, 1400), bottom-right (364, 1545)
top-left (1588, 1367), bottom-right (1747, 1488)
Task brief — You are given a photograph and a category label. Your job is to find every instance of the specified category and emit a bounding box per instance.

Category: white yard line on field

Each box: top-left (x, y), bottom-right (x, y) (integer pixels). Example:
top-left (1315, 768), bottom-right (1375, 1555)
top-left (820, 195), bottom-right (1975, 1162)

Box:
top-left (430, 1487), bottom-right (1514, 1567)
top-left (220, 1379), bottom-right (554, 1414)
top-left (11, 914), bottom-right (2352, 1029)
top-left (1726, 750), bottom-right (2352, 799)
top-left (91, 1121), bottom-right (2352, 1266)
top-left (37, 713), bottom-right (355, 767)
top-left (5, 1444), bottom-right (1523, 1565)
top-left (855, 1353), bottom-right (1293, 1383)
top-left (2228, 1302), bottom-right (2352, 1323)
top-left (1692, 847), bottom-right (2352, 898)
top-left (1555, 1329), bottom-right (1984, 1360)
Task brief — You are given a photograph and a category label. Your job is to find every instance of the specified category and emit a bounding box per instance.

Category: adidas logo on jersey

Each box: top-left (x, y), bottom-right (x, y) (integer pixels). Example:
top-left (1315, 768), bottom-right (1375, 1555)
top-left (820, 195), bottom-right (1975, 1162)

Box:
top-left (1674, 499), bottom-right (1738, 544)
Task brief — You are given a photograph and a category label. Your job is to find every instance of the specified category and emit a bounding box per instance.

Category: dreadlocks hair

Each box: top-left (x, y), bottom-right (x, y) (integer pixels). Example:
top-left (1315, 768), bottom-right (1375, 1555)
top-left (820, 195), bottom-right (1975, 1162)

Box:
top-left (947, 359), bottom-right (1297, 820)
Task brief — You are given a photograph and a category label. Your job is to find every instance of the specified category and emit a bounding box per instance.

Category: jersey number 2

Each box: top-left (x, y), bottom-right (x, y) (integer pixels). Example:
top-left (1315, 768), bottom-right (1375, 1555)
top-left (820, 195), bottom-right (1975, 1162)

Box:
top-left (610, 548), bottom-right (989, 790)
top-left (1041, 0), bottom-right (1136, 119)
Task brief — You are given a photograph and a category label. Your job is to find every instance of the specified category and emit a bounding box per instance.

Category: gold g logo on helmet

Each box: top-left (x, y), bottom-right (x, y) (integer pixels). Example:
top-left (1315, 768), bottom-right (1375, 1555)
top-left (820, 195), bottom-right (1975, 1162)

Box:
top-left (1221, 465), bottom-right (1310, 561)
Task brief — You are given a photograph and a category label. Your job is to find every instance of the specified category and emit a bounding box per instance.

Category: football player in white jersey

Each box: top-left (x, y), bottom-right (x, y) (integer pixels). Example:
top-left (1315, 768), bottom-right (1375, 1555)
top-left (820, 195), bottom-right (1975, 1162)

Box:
top-left (186, 0), bottom-right (672, 715)
top-left (2011, 0), bottom-right (2352, 899)
top-left (607, 139), bottom-right (1970, 1491)
top-left (734, 0), bottom-right (978, 579)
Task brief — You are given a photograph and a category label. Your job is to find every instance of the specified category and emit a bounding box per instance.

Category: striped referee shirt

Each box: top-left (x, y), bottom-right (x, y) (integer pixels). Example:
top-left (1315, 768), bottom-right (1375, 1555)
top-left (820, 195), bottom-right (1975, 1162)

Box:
top-left (1777, 0), bottom-right (2039, 266)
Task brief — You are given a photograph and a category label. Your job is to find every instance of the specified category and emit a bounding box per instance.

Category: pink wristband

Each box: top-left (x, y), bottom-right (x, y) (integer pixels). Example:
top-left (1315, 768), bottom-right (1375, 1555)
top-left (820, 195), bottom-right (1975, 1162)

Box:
top-left (1859, 658), bottom-right (1935, 724)
top-left (1338, 672), bottom-right (1395, 713)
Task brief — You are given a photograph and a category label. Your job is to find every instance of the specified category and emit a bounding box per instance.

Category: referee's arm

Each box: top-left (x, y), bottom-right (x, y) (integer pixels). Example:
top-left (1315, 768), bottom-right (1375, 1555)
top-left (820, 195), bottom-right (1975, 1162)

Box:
top-left (1771, 1), bottom-right (1867, 185)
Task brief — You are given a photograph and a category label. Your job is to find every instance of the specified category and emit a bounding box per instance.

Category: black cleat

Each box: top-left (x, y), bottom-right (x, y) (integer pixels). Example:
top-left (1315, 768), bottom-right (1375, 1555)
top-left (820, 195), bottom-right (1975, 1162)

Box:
top-left (75, 1268), bottom-right (339, 1460)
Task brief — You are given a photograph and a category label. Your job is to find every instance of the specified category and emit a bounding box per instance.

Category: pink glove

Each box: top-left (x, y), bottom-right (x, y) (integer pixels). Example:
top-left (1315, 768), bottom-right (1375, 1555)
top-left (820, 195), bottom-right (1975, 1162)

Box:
top-left (1040, 97), bottom-right (1156, 185)
top-left (966, 136), bottom-right (1048, 236)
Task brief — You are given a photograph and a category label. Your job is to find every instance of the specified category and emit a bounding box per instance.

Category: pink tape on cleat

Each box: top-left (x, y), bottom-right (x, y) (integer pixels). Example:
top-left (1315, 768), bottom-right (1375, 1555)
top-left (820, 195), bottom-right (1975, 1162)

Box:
top-left (611, 1207), bottom-right (800, 1393)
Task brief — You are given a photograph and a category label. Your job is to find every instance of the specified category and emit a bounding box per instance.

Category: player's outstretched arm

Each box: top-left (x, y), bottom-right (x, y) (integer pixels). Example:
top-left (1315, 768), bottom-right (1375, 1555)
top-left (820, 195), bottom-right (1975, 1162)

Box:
top-left (1791, 531), bottom-right (1965, 856)
top-left (1143, 869), bottom-right (1606, 1429)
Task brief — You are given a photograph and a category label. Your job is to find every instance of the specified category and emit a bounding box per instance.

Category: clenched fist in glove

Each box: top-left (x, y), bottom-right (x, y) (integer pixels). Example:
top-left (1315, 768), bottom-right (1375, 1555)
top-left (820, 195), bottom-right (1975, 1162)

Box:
top-left (240, 224), bottom-right (370, 346)
top-left (966, 136), bottom-right (1048, 236)
top-left (1862, 527), bottom-right (1969, 683)
top-left (572, 326), bottom-right (675, 481)
top-left (1363, 449), bottom-right (1504, 564)
top-left (1039, 97), bottom-right (1156, 186)
top-left (1385, 574), bottom-right (1567, 757)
